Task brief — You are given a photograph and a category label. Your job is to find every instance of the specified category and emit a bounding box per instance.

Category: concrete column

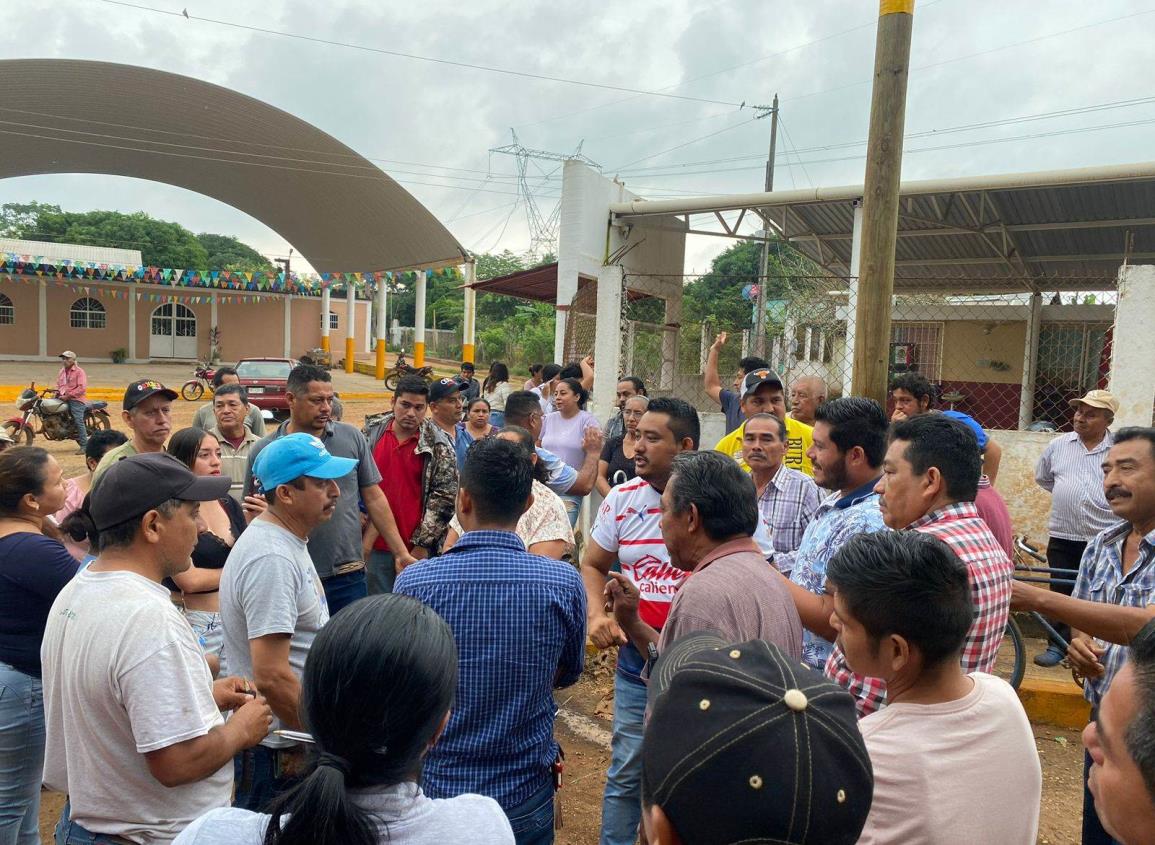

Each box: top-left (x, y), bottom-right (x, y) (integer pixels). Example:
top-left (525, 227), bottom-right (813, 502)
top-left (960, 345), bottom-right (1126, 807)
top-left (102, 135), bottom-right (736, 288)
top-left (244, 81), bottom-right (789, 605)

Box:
top-left (38, 280), bottom-right (47, 358)
top-left (624, 320), bottom-right (636, 376)
top-left (363, 295), bottom-right (373, 354)
top-left (661, 295), bottom-right (680, 390)
top-left (127, 286), bottom-right (137, 361)
top-left (1108, 264), bottom-right (1155, 428)
top-left (344, 283), bottom-right (356, 374)
top-left (1018, 291), bottom-right (1042, 429)
top-left (320, 286), bottom-right (331, 352)
top-left (283, 295), bottom-right (292, 358)
top-left (842, 200), bottom-right (864, 398)
top-left (592, 265), bottom-right (624, 423)
top-left (699, 323), bottom-right (710, 373)
top-left (375, 279), bottom-right (388, 380)
top-left (462, 262), bottom-right (477, 364)
top-left (414, 270), bottom-right (428, 367)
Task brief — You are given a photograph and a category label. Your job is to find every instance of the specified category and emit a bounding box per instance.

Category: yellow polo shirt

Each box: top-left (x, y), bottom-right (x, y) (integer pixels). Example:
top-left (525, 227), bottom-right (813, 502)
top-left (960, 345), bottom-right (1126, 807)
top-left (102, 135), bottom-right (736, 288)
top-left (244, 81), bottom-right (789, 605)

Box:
top-left (714, 416), bottom-right (815, 476)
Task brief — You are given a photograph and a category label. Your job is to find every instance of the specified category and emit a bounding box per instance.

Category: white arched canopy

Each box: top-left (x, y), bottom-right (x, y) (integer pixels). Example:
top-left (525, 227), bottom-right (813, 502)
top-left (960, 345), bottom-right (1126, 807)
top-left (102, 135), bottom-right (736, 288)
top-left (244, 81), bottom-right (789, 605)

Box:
top-left (0, 59), bottom-right (466, 273)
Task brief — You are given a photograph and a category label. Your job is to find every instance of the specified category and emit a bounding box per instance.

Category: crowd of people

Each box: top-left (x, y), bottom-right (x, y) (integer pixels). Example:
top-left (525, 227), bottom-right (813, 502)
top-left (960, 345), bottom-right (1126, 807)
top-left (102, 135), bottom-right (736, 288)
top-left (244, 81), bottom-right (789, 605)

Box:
top-left (0, 349), bottom-right (1153, 845)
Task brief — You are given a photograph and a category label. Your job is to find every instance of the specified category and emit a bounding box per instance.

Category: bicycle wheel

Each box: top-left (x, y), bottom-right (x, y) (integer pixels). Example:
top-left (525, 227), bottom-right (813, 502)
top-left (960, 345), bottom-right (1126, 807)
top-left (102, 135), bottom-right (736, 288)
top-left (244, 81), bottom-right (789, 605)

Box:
top-left (2, 421), bottom-right (33, 445)
top-left (181, 380), bottom-right (205, 401)
top-left (995, 616), bottom-right (1027, 690)
top-left (85, 413), bottom-right (111, 435)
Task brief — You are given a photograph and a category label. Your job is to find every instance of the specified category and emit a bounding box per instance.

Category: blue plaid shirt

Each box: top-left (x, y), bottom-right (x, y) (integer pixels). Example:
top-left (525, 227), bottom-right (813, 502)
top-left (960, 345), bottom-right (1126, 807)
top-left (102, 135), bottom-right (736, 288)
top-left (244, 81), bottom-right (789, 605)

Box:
top-left (1071, 522), bottom-right (1155, 707)
top-left (394, 530), bottom-right (586, 810)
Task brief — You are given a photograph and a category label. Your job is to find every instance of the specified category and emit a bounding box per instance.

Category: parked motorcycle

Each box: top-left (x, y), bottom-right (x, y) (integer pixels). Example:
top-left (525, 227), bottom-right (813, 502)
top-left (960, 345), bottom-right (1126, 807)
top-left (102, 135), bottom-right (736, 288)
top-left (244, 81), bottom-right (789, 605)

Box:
top-left (181, 363), bottom-right (217, 401)
top-left (4, 384), bottom-right (112, 445)
top-left (383, 352), bottom-right (434, 391)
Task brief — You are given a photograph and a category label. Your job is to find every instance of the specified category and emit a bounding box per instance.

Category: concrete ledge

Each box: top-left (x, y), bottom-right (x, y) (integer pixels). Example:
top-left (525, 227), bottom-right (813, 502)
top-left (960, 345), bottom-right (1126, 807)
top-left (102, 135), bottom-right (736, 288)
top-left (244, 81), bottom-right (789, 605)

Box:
top-left (1017, 677), bottom-right (1091, 730)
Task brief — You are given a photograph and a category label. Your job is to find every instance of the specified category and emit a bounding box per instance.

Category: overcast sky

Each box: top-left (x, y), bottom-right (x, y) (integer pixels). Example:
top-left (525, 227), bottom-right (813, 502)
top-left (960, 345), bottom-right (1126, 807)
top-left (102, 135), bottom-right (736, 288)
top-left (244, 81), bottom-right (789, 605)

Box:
top-left (4, 0), bottom-right (1155, 274)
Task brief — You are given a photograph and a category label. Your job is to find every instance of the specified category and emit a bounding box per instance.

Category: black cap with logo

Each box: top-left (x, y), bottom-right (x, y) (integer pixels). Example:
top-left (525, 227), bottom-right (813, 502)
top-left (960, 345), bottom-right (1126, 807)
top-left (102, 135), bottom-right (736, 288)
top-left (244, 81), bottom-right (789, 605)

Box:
top-left (89, 453), bottom-right (231, 531)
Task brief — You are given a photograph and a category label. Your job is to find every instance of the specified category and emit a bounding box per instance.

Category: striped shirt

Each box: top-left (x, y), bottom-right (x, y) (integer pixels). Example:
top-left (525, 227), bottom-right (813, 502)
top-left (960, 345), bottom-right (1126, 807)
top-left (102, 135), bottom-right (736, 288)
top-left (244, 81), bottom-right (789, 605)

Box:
top-left (394, 531), bottom-right (586, 811)
top-left (1036, 431), bottom-right (1117, 542)
top-left (1072, 522), bottom-right (1155, 707)
top-left (755, 464), bottom-right (823, 574)
top-left (825, 502), bottom-right (1015, 718)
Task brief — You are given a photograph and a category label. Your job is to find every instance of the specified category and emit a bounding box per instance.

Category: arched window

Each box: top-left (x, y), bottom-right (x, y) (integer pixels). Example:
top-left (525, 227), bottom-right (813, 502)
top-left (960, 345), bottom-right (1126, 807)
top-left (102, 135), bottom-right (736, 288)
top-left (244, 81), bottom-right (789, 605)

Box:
top-left (0, 293), bottom-right (13, 325)
top-left (70, 297), bottom-right (106, 329)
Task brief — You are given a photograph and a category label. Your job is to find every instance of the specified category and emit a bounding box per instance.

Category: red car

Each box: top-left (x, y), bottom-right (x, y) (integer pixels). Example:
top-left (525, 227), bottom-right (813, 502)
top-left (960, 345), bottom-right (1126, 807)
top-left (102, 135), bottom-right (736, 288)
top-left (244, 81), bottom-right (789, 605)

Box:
top-left (235, 357), bottom-right (296, 416)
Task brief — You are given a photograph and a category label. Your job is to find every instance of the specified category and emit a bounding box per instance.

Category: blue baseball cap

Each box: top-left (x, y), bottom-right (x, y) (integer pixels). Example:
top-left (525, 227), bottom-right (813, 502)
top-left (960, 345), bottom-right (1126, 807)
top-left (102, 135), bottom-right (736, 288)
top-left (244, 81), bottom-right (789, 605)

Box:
top-left (253, 433), bottom-right (358, 490)
top-left (940, 410), bottom-right (988, 451)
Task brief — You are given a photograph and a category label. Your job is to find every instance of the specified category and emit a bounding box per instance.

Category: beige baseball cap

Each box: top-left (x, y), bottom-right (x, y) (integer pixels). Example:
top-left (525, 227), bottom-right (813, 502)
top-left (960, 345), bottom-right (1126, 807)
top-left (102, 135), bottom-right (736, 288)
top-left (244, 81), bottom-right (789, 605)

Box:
top-left (58, 350), bottom-right (77, 360)
top-left (1070, 389), bottom-right (1119, 414)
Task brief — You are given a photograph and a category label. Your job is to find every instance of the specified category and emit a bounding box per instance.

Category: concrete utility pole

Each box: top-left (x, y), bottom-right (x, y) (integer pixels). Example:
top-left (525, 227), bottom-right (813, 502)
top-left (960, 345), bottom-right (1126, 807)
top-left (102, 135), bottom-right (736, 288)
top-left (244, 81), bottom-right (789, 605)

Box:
top-left (852, 0), bottom-right (916, 404)
top-left (753, 94), bottom-right (779, 359)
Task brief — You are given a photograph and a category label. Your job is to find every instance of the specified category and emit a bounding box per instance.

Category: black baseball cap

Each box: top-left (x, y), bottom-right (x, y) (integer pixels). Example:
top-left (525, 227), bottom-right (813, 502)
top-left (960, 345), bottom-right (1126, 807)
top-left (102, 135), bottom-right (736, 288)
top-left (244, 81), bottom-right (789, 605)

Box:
top-left (429, 376), bottom-right (467, 403)
top-left (644, 632), bottom-right (873, 845)
top-left (739, 368), bottom-right (784, 401)
top-left (89, 453), bottom-right (231, 531)
top-left (123, 379), bottom-right (178, 411)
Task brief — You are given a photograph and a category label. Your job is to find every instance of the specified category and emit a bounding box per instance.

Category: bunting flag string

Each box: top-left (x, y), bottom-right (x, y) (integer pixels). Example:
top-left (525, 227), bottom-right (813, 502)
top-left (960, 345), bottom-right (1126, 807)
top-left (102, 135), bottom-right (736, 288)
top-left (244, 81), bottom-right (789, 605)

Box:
top-left (0, 252), bottom-right (457, 297)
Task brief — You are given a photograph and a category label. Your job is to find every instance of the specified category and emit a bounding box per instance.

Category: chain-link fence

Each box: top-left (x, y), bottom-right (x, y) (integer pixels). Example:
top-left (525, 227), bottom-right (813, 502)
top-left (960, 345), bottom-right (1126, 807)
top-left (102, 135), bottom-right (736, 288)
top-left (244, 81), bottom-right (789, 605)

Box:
top-left (565, 270), bottom-right (1118, 432)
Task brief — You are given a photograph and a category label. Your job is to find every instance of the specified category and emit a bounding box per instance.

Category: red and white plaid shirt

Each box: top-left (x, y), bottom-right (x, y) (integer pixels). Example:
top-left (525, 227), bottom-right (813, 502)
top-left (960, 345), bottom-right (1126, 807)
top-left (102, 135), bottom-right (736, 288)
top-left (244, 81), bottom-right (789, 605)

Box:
top-left (825, 501), bottom-right (1014, 717)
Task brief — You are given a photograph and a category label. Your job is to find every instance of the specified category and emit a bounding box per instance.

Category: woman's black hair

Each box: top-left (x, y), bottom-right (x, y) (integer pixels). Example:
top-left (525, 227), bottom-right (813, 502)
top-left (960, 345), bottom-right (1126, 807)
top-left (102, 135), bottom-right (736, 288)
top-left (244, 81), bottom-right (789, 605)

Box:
top-left (500, 425), bottom-right (548, 484)
top-left (557, 377), bottom-right (589, 410)
top-left (0, 446), bottom-right (52, 515)
top-left (166, 427), bottom-right (217, 471)
top-left (263, 594), bottom-right (459, 845)
top-left (482, 361), bottom-right (510, 394)
top-left (84, 429), bottom-right (128, 468)
top-left (61, 493), bottom-right (99, 547)
top-left (467, 397), bottom-right (491, 414)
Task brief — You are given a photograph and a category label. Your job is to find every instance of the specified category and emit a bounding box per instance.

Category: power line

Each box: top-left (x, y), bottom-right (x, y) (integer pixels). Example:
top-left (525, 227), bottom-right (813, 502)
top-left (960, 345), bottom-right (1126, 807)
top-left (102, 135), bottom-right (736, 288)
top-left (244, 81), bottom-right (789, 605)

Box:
top-left (609, 117), bottom-right (762, 173)
top-left (619, 95), bottom-right (1155, 176)
top-left (96, 0), bottom-right (747, 107)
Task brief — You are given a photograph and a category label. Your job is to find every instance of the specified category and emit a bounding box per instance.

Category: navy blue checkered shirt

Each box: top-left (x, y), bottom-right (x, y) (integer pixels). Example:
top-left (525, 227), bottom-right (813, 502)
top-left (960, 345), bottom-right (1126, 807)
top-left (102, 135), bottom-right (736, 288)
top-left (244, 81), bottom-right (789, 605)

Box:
top-left (395, 530), bottom-right (586, 810)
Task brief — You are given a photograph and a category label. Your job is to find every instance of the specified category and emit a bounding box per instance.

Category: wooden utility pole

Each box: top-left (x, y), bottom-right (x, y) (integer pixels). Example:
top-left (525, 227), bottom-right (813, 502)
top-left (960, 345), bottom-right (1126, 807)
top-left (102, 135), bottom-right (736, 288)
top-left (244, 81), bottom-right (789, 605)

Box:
top-left (752, 94), bottom-right (778, 358)
top-left (852, 0), bottom-right (915, 403)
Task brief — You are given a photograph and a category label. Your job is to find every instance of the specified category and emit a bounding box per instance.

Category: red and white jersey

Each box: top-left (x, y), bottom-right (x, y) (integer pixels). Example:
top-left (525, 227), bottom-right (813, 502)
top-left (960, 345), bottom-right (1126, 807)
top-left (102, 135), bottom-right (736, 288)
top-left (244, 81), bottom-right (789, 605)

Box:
top-left (591, 478), bottom-right (683, 630)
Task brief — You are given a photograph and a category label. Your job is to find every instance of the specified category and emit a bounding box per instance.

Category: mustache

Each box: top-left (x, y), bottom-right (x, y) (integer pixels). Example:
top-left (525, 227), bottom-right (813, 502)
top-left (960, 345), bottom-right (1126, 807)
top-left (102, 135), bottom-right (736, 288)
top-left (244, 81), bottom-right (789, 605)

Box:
top-left (1106, 487), bottom-right (1131, 501)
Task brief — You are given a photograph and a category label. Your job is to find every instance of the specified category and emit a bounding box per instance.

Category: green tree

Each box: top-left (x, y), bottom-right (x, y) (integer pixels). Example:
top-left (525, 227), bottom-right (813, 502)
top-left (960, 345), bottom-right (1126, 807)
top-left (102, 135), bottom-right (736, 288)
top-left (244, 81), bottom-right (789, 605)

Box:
top-left (0, 204), bottom-right (209, 268)
top-left (195, 233), bottom-right (274, 272)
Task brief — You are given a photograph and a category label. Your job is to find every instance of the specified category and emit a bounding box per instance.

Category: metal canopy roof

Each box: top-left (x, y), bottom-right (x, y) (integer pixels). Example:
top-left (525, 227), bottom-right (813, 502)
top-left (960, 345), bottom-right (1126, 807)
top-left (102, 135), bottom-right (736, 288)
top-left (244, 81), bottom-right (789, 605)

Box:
top-left (0, 59), bottom-right (466, 274)
top-left (465, 262), bottom-right (564, 303)
top-left (611, 161), bottom-right (1155, 292)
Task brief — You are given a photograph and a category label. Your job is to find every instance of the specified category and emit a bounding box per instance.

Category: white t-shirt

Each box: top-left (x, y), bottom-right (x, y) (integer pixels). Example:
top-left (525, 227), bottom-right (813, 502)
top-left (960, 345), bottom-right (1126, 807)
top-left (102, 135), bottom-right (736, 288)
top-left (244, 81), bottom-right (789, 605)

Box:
top-left (174, 782), bottom-right (514, 845)
top-left (219, 518), bottom-right (330, 748)
top-left (857, 673), bottom-right (1042, 845)
top-left (41, 569), bottom-right (231, 845)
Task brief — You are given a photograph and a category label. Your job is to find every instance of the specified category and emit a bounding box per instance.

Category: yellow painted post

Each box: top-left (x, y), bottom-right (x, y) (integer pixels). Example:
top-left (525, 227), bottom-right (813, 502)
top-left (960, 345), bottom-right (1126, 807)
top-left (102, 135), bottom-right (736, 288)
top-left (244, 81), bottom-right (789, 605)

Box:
top-left (374, 277), bottom-right (387, 380)
top-left (344, 282), bottom-right (356, 374)
top-left (320, 285), bottom-right (331, 352)
top-left (414, 269), bottom-right (427, 368)
top-left (462, 261), bottom-right (477, 364)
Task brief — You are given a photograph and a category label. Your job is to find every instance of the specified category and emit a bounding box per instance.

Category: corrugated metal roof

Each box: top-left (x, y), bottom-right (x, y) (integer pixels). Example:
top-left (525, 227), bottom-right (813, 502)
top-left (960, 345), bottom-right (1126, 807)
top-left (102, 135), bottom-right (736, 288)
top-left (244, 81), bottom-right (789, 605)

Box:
top-left (614, 161), bottom-right (1155, 292)
top-left (0, 60), bottom-right (466, 274)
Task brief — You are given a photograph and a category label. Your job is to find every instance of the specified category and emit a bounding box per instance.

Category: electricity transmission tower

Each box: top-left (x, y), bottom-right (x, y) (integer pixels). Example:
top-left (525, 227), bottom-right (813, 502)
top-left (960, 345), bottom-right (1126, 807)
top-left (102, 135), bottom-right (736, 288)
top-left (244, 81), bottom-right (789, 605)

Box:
top-left (489, 130), bottom-right (600, 259)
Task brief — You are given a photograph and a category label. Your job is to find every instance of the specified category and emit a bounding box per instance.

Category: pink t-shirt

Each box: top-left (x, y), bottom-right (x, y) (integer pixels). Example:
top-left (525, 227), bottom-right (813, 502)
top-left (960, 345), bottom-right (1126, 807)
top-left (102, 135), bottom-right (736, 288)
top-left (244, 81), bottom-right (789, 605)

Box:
top-left (975, 476), bottom-right (1013, 558)
top-left (54, 476), bottom-right (89, 561)
top-left (857, 673), bottom-right (1041, 845)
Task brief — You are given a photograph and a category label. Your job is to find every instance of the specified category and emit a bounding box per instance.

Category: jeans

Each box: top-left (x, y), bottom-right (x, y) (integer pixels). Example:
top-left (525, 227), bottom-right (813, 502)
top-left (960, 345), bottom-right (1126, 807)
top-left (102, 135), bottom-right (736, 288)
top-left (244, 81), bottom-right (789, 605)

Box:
top-left (1046, 538), bottom-right (1086, 650)
top-left (599, 672), bottom-right (647, 845)
top-left (54, 801), bottom-right (128, 845)
top-left (67, 400), bottom-right (88, 449)
top-left (233, 745), bottom-right (303, 813)
top-left (505, 780), bottom-right (555, 845)
top-left (184, 609), bottom-right (226, 675)
top-left (322, 569), bottom-right (367, 616)
top-left (0, 662), bottom-right (44, 845)
top-left (366, 550), bottom-right (397, 595)
top-left (560, 496), bottom-right (582, 529)
top-left (489, 410), bottom-right (505, 428)
top-left (1083, 744), bottom-right (1120, 845)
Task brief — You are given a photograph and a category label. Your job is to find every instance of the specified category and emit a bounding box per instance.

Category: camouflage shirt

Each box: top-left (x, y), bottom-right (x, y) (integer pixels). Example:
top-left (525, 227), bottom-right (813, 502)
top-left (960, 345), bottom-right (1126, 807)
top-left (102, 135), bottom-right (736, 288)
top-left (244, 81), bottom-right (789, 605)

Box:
top-left (363, 412), bottom-right (459, 552)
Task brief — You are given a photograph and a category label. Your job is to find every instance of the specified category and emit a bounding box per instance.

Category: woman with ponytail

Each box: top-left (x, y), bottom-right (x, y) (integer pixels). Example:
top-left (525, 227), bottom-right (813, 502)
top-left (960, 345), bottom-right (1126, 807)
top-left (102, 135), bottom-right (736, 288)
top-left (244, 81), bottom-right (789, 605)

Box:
top-left (174, 594), bottom-right (514, 845)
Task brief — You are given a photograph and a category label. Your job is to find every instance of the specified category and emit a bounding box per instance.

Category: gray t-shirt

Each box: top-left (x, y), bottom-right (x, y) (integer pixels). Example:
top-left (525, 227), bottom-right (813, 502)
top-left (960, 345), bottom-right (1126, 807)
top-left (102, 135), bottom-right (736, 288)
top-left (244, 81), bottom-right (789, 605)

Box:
top-left (244, 420), bottom-right (381, 578)
top-left (219, 519), bottom-right (330, 748)
top-left (173, 783), bottom-right (514, 845)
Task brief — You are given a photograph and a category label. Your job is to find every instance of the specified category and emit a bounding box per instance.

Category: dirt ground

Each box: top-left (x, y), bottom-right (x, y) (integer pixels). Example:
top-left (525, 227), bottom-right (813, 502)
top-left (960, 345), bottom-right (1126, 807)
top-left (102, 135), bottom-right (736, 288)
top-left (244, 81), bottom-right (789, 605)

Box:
top-left (13, 361), bottom-right (1084, 844)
